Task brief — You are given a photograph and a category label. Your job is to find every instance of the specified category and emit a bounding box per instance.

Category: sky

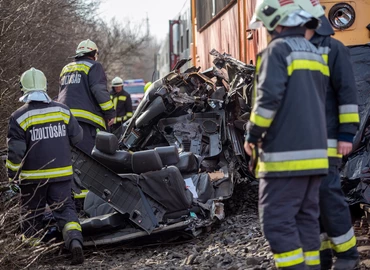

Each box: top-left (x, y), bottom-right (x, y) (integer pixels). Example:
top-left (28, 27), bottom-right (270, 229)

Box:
top-left (98, 0), bottom-right (188, 42)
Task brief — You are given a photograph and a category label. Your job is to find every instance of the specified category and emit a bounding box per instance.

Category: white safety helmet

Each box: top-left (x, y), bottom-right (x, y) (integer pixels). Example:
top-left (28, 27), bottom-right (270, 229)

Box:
top-left (250, 0), bottom-right (319, 31)
top-left (112, 77), bottom-right (123, 87)
top-left (295, 0), bottom-right (334, 36)
top-left (19, 68), bottom-right (51, 103)
top-left (75, 39), bottom-right (98, 58)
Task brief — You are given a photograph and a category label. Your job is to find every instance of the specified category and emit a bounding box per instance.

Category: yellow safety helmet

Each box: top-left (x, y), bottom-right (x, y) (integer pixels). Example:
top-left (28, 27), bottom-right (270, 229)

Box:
top-left (75, 39), bottom-right (98, 57)
top-left (19, 68), bottom-right (51, 103)
top-left (295, 0), bottom-right (334, 36)
top-left (112, 77), bottom-right (123, 87)
top-left (250, 0), bottom-right (318, 32)
top-left (144, 82), bottom-right (152, 92)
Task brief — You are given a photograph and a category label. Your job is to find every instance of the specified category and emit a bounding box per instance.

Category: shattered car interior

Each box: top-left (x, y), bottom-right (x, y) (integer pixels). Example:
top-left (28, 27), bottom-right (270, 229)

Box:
top-left (70, 49), bottom-right (257, 246)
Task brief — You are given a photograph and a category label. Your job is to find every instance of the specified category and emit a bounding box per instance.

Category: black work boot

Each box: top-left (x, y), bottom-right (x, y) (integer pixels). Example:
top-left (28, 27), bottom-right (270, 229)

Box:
top-left (69, 239), bottom-right (84, 265)
top-left (332, 258), bottom-right (359, 270)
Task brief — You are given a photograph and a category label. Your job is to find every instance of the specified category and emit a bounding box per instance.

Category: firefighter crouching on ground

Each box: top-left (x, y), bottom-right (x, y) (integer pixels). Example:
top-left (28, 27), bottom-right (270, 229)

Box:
top-left (244, 1), bottom-right (329, 269)
top-left (110, 76), bottom-right (133, 132)
top-left (6, 68), bottom-right (85, 265)
top-left (58, 39), bottom-right (115, 155)
top-left (298, 1), bottom-right (360, 269)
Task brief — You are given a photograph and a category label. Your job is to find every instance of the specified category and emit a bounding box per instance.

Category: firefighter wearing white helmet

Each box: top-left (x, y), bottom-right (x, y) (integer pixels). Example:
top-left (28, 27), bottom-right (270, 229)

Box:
top-left (19, 67), bottom-right (51, 103)
top-left (244, 0), bottom-right (329, 269)
top-left (6, 67), bottom-right (85, 265)
top-left (297, 1), bottom-right (360, 269)
top-left (109, 76), bottom-right (133, 132)
top-left (58, 39), bottom-right (115, 155)
top-left (75, 39), bottom-right (99, 58)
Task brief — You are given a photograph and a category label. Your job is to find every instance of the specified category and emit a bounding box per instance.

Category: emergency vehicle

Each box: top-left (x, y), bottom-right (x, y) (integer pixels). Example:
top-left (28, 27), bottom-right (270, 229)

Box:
top-left (123, 79), bottom-right (146, 111)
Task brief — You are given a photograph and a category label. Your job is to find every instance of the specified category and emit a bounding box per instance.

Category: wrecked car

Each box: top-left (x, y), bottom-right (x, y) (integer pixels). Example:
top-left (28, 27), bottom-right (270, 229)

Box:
top-left (71, 49), bottom-right (256, 247)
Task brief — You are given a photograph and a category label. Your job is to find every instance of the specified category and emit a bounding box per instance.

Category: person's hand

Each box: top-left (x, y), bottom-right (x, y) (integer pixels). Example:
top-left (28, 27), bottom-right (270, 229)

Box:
top-left (244, 141), bottom-right (252, 156)
top-left (107, 118), bottom-right (115, 126)
top-left (337, 141), bottom-right (353, 156)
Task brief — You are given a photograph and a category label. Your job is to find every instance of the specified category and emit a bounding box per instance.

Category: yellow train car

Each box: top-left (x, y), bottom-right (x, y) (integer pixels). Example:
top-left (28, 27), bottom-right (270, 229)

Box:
top-left (319, 0), bottom-right (370, 119)
top-left (321, 0), bottom-right (370, 46)
top-left (190, 0), bottom-right (370, 67)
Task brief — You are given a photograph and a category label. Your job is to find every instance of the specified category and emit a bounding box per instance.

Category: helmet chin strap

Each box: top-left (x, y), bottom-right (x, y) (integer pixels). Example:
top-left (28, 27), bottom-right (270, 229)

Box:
top-left (268, 26), bottom-right (287, 37)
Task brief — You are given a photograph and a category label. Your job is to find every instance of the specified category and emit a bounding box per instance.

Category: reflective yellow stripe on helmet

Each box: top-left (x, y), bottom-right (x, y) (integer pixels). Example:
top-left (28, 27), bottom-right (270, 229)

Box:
top-left (273, 248), bottom-right (304, 268)
top-left (71, 109), bottom-right (106, 129)
top-left (20, 165), bottom-right (73, 180)
top-left (6, 160), bottom-right (21, 172)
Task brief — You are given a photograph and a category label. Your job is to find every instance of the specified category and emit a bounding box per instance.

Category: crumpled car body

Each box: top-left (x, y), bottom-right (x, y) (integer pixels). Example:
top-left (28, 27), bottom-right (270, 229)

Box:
top-left (72, 50), bottom-right (257, 246)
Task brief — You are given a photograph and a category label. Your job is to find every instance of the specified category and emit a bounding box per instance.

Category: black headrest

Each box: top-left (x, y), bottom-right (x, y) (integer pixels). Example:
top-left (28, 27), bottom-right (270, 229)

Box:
top-left (154, 146), bottom-right (180, 166)
top-left (95, 131), bottom-right (118, 155)
top-left (131, 150), bottom-right (163, 174)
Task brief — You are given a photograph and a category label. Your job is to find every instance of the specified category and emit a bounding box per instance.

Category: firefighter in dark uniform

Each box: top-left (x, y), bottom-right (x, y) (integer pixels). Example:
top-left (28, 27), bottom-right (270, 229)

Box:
top-left (110, 76), bottom-right (133, 132)
top-left (58, 39), bottom-right (115, 155)
top-left (6, 68), bottom-right (84, 265)
top-left (244, 1), bottom-right (329, 269)
top-left (299, 1), bottom-right (360, 269)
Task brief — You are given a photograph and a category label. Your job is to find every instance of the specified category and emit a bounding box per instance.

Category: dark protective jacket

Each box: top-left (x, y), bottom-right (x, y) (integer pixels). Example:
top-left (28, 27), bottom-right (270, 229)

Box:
top-left (245, 27), bottom-right (329, 178)
top-left (310, 34), bottom-right (360, 165)
top-left (109, 88), bottom-right (133, 124)
top-left (58, 57), bottom-right (115, 131)
top-left (6, 101), bottom-right (82, 182)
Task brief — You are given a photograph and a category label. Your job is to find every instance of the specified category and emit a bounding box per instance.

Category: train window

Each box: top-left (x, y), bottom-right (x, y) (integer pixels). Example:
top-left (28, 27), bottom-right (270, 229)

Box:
top-left (181, 35), bottom-right (184, 52)
top-left (186, 29), bottom-right (189, 49)
top-left (196, 0), bottom-right (233, 29)
top-left (328, 3), bottom-right (356, 30)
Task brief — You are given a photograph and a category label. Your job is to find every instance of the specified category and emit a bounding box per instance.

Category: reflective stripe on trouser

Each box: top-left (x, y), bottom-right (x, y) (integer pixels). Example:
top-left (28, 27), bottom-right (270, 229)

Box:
top-left (258, 149), bottom-right (328, 175)
top-left (319, 165), bottom-right (359, 261)
top-left (259, 176), bottom-right (322, 269)
top-left (20, 180), bottom-right (83, 249)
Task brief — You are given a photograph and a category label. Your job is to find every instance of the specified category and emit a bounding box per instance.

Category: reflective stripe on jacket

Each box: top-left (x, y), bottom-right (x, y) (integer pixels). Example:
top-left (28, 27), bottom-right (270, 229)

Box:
top-left (58, 57), bottom-right (115, 130)
top-left (6, 101), bottom-right (82, 182)
top-left (246, 27), bottom-right (329, 178)
top-left (311, 35), bottom-right (360, 164)
top-left (110, 89), bottom-right (133, 123)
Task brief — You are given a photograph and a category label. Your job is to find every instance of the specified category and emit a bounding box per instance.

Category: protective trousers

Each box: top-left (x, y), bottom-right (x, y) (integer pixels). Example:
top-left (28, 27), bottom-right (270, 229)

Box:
top-left (20, 180), bottom-right (83, 249)
top-left (319, 165), bottom-right (359, 269)
top-left (75, 121), bottom-right (98, 155)
top-left (259, 176), bottom-right (322, 270)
